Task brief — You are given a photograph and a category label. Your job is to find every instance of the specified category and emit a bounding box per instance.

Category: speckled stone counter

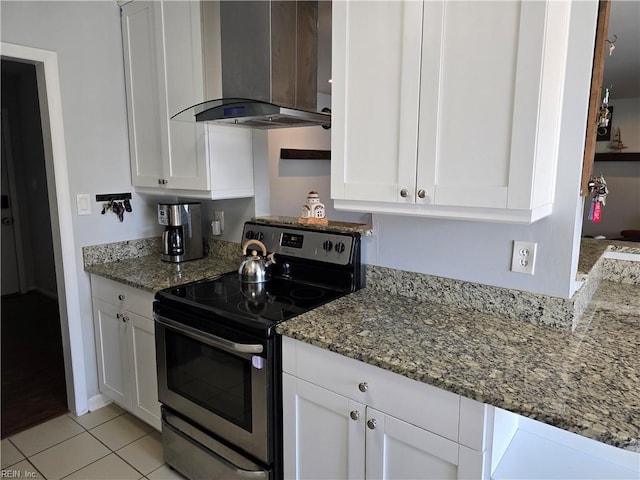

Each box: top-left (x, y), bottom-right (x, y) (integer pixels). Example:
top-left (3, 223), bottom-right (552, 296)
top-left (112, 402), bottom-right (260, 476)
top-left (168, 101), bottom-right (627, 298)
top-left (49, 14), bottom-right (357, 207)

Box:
top-left (276, 280), bottom-right (640, 452)
top-left (578, 238), bottom-right (640, 282)
top-left (83, 238), bottom-right (242, 292)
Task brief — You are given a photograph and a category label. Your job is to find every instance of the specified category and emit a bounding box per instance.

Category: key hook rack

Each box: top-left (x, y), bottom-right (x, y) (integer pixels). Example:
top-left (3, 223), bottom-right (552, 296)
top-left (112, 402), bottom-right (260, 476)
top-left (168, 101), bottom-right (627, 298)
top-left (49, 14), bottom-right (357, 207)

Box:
top-left (96, 192), bottom-right (132, 222)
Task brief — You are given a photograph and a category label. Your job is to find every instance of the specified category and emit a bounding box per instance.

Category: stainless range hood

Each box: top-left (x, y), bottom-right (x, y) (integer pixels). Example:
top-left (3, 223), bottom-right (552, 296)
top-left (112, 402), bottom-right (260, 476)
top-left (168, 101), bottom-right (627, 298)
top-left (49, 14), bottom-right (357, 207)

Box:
top-left (172, 1), bottom-right (331, 129)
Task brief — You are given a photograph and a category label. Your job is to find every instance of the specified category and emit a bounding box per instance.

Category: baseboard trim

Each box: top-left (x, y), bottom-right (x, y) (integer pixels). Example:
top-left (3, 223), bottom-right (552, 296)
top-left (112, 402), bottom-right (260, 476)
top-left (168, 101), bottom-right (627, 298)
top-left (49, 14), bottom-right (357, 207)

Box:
top-left (86, 393), bottom-right (112, 414)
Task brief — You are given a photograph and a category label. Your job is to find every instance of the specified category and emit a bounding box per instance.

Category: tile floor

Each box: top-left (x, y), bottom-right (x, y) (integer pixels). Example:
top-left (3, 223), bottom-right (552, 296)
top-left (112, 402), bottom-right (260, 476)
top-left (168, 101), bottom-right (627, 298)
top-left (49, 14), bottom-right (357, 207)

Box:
top-left (1, 404), bottom-right (186, 480)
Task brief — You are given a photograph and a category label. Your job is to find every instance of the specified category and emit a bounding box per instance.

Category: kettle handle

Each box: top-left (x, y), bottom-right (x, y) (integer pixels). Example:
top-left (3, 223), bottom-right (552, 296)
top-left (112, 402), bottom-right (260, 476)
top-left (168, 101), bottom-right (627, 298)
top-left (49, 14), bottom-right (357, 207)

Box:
top-left (242, 239), bottom-right (268, 256)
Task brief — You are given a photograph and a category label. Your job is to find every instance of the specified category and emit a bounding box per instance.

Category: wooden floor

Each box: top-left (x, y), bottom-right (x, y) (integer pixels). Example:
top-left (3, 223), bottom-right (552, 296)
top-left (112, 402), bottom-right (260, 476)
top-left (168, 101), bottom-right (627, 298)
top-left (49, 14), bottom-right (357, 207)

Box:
top-left (1, 291), bottom-right (68, 438)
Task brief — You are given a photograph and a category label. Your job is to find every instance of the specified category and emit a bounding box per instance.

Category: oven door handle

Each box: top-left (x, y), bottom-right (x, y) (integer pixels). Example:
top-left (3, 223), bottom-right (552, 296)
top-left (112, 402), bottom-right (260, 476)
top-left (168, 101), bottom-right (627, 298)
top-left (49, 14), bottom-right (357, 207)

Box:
top-left (155, 315), bottom-right (264, 354)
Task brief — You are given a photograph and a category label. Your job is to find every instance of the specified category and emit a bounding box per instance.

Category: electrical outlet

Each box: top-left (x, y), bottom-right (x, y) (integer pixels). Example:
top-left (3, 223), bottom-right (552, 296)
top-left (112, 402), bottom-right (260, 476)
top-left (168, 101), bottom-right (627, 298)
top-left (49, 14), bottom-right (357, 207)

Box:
top-left (214, 210), bottom-right (224, 231)
top-left (511, 241), bottom-right (537, 275)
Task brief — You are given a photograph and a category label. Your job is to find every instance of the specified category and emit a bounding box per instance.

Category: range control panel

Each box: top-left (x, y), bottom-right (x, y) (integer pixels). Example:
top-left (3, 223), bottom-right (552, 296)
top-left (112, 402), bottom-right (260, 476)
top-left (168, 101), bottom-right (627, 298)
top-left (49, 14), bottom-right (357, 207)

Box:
top-left (241, 222), bottom-right (356, 266)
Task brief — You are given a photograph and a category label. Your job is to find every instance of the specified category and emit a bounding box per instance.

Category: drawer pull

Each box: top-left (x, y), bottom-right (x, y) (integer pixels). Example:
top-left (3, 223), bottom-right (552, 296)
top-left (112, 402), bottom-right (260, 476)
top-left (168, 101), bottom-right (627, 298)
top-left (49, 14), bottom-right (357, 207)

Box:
top-left (116, 313), bottom-right (123, 319)
top-left (350, 410), bottom-right (360, 421)
top-left (118, 294), bottom-right (125, 301)
top-left (358, 382), bottom-right (368, 393)
top-left (122, 315), bottom-right (129, 323)
top-left (367, 419), bottom-right (377, 430)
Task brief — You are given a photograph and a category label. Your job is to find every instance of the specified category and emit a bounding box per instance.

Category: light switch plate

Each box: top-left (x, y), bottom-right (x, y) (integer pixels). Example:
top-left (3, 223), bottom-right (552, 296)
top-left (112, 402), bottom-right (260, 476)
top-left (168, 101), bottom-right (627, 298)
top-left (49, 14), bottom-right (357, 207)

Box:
top-left (77, 193), bottom-right (92, 215)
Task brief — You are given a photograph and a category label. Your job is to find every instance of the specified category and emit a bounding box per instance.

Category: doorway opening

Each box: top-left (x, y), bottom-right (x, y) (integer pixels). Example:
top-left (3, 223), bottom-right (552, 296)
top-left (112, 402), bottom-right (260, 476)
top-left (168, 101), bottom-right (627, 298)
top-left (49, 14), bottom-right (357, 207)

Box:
top-left (1, 59), bottom-right (68, 437)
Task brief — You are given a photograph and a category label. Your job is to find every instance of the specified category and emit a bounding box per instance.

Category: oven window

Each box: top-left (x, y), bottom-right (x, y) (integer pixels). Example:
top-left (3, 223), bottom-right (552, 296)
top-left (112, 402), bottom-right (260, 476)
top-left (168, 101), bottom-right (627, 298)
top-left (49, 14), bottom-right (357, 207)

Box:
top-left (165, 330), bottom-right (253, 431)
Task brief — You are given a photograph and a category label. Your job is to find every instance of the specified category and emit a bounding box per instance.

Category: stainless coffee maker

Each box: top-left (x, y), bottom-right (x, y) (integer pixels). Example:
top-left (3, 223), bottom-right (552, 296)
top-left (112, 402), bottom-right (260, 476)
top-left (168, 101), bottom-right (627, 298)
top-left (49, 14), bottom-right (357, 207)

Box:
top-left (158, 203), bottom-right (203, 263)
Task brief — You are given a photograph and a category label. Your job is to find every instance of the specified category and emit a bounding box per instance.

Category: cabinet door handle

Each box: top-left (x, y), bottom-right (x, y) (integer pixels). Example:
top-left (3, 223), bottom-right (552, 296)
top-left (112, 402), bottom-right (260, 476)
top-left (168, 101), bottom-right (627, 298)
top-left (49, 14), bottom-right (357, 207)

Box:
top-left (122, 315), bottom-right (129, 323)
top-left (367, 419), bottom-right (377, 430)
top-left (400, 189), bottom-right (409, 198)
top-left (118, 294), bottom-right (125, 301)
top-left (417, 189), bottom-right (426, 199)
top-left (116, 313), bottom-right (123, 319)
top-left (158, 178), bottom-right (163, 185)
top-left (358, 382), bottom-right (368, 392)
top-left (350, 410), bottom-right (360, 421)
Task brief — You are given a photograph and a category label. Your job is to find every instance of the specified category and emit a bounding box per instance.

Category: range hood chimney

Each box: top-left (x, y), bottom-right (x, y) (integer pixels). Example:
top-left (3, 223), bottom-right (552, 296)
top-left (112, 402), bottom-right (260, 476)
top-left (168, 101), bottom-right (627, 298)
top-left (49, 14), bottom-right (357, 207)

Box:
top-left (172, 1), bottom-right (330, 129)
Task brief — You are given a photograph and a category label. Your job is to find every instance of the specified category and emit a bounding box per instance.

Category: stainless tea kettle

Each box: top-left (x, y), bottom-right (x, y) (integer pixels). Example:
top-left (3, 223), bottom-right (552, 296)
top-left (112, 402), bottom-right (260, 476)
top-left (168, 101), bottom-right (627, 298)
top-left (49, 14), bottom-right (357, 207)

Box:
top-left (238, 239), bottom-right (276, 283)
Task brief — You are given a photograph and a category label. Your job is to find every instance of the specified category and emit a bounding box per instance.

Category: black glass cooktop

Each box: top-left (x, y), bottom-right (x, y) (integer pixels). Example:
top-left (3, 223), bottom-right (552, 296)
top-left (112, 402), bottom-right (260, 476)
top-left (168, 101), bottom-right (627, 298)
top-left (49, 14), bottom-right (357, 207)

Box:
top-left (155, 271), bottom-right (346, 327)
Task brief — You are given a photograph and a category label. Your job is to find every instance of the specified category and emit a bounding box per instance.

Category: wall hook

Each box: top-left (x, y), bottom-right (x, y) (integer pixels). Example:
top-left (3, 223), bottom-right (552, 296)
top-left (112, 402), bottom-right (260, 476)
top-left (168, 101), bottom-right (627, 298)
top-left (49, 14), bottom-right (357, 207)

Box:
top-left (606, 34), bottom-right (617, 55)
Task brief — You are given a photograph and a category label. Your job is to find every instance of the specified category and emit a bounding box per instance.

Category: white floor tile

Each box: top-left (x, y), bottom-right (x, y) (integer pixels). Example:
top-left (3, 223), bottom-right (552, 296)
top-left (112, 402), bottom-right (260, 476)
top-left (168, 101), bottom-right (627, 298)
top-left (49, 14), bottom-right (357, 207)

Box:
top-left (9, 414), bottom-right (84, 457)
top-left (29, 431), bottom-right (110, 480)
top-left (70, 403), bottom-right (125, 430)
top-left (116, 431), bottom-right (164, 475)
top-left (89, 413), bottom-right (153, 451)
top-left (1, 439), bottom-right (24, 469)
top-left (2, 459), bottom-right (42, 479)
top-left (62, 453), bottom-right (143, 480)
top-left (147, 464), bottom-right (188, 480)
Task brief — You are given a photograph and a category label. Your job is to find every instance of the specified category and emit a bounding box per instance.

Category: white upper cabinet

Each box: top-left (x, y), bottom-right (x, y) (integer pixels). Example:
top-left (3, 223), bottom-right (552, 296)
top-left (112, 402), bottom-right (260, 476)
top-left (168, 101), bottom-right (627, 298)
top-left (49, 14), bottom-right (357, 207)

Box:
top-left (331, 0), bottom-right (570, 223)
top-left (121, 1), bottom-right (254, 199)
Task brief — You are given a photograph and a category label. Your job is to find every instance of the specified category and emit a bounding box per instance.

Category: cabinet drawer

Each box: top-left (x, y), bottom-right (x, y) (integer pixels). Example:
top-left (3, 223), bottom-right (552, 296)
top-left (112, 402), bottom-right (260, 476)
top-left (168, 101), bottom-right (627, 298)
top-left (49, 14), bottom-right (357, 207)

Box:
top-left (293, 339), bottom-right (460, 442)
top-left (91, 274), bottom-right (154, 318)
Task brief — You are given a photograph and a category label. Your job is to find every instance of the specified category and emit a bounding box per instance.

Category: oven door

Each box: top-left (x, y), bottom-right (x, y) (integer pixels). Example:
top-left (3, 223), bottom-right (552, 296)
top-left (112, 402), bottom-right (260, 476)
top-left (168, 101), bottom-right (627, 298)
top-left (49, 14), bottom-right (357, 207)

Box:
top-left (155, 312), bottom-right (271, 464)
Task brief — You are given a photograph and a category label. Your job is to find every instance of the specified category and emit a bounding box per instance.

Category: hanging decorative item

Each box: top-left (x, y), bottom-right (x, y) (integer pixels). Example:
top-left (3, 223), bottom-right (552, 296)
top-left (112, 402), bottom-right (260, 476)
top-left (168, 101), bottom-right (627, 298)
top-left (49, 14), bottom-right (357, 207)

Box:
top-left (587, 174), bottom-right (608, 223)
top-left (298, 191), bottom-right (328, 225)
top-left (608, 126), bottom-right (628, 152)
top-left (596, 87), bottom-right (612, 140)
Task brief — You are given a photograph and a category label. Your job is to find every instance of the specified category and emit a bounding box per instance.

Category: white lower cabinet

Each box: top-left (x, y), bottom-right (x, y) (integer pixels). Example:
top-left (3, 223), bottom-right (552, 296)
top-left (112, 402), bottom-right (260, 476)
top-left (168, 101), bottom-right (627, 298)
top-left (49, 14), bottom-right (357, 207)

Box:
top-left (283, 337), bottom-right (489, 479)
top-left (284, 374), bottom-right (365, 479)
top-left (91, 275), bottom-right (161, 430)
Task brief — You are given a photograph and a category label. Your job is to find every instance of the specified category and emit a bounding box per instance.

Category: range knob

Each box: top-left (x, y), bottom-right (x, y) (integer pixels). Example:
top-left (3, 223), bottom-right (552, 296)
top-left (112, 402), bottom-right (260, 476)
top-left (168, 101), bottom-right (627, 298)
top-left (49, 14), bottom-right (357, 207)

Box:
top-left (245, 230), bottom-right (255, 240)
top-left (334, 242), bottom-right (346, 254)
top-left (254, 231), bottom-right (264, 242)
top-left (322, 240), bottom-right (333, 251)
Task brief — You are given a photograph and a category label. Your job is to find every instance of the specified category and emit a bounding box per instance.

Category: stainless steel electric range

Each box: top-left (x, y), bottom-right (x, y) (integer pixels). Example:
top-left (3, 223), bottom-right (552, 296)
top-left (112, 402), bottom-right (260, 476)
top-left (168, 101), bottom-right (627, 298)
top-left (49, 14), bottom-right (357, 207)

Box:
top-left (153, 221), bottom-right (364, 479)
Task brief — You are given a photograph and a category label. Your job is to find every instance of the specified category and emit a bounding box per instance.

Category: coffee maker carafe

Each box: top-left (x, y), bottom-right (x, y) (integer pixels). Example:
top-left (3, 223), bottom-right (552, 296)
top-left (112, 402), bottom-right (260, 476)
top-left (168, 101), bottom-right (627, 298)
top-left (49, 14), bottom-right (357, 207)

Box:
top-left (158, 203), bottom-right (203, 263)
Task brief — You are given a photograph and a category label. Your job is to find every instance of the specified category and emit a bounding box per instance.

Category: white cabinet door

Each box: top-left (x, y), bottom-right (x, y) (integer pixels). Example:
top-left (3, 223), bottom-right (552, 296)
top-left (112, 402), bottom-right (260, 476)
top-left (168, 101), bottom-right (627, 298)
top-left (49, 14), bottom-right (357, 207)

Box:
top-left (158, 0), bottom-right (209, 191)
top-left (283, 374), bottom-right (366, 480)
top-left (121, 1), bottom-right (165, 189)
top-left (128, 311), bottom-right (161, 430)
top-left (366, 407), bottom-right (482, 480)
top-left (93, 299), bottom-right (132, 409)
top-left (417, 0), bottom-right (567, 217)
top-left (331, 0), bottom-right (423, 203)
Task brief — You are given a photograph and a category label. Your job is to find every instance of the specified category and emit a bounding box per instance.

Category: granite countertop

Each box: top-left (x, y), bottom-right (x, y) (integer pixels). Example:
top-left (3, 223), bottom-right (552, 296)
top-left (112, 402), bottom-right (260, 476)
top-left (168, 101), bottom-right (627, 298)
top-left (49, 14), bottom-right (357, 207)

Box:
top-left (276, 280), bottom-right (640, 452)
top-left (578, 238), bottom-right (640, 277)
top-left (85, 254), bottom-right (238, 293)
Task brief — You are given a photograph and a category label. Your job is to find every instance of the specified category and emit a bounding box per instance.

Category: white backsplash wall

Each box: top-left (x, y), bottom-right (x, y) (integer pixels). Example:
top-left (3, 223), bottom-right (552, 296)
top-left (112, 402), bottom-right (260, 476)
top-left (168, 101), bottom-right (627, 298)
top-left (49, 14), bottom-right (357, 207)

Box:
top-left (267, 126), bottom-right (368, 224)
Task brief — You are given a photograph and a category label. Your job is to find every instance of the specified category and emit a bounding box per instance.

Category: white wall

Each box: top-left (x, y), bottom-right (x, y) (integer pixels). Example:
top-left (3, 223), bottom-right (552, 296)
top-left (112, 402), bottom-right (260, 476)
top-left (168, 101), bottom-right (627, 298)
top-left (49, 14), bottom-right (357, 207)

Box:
top-left (1, 1), bottom-right (161, 403)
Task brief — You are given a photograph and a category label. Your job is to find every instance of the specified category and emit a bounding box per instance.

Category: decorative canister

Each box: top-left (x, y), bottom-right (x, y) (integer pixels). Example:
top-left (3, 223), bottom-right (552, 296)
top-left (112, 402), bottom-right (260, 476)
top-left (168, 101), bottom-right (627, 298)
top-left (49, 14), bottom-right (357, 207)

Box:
top-left (298, 191), bottom-right (328, 225)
